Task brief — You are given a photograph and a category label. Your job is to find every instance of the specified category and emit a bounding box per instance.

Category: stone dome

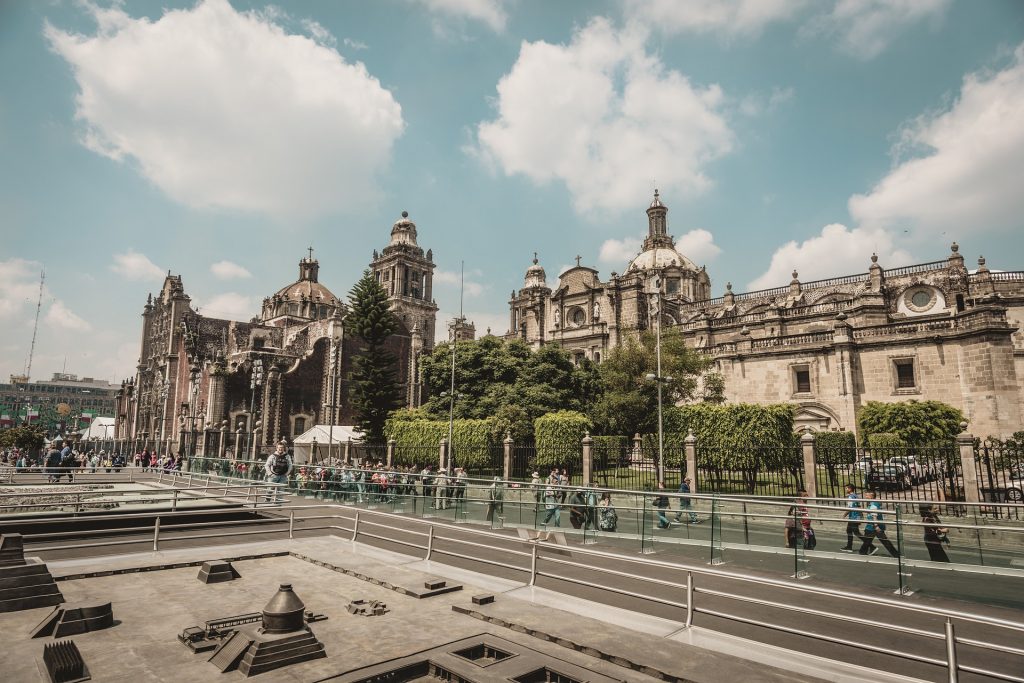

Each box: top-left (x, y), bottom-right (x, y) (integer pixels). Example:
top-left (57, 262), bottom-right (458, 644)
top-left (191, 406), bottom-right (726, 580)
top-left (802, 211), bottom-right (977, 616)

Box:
top-left (627, 246), bottom-right (696, 273)
top-left (272, 278), bottom-right (337, 302)
top-left (524, 253), bottom-right (547, 289)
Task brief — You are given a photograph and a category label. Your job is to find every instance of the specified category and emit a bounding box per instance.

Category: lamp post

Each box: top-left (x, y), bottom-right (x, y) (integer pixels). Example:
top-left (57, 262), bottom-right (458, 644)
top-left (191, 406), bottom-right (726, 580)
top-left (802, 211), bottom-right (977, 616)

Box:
top-left (447, 262), bottom-right (465, 473)
top-left (249, 358), bottom-right (264, 453)
top-left (326, 320), bottom-right (343, 465)
top-left (156, 378), bottom-right (169, 458)
top-left (645, 272), bottom-right (672, 484)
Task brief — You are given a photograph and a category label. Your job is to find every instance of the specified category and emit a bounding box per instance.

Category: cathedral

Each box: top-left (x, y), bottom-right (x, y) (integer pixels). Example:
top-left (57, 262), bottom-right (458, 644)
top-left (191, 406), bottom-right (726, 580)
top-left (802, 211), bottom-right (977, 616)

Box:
top-left (509, 192), bottom-right (1024, 438)
top-left (114, 212), bottom-right (437, 451)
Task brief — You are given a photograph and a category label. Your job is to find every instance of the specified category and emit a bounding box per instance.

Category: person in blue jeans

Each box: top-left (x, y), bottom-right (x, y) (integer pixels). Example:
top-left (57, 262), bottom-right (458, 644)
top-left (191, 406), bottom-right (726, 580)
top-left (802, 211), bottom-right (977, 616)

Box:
top-left (674, 477), bottom-right (699, 523)
top-left (654, 481), bottom-right (672, 529)
top-left (859, 491), bottom-right (899, 557)
top-left (840, 484), bottom-right (864, 551)
top-left (542, 482), bottom-right (561, 527)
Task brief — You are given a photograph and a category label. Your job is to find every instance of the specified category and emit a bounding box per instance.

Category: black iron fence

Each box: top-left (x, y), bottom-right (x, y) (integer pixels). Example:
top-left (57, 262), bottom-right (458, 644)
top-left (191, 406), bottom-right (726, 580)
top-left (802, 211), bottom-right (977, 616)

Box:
top-left (976, 439), bottom-right (1023, 518)
top-left (696, 444), bottom-right (804, 497)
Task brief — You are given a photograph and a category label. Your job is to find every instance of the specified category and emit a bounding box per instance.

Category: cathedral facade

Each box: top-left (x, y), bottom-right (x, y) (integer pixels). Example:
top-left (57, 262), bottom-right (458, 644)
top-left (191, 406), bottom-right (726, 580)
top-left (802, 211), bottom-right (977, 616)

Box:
top-left (114, 212), bottom-right (437, 451)
top-left (509, 192), bottom-right (1024, 438)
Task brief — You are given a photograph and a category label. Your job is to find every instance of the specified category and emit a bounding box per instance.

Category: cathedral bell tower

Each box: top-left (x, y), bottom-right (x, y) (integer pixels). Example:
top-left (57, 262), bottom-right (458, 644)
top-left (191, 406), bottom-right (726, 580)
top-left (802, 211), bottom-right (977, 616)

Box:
top-left (642, 189), bottom-right (672, 251)
top-left (369, 210), bottom-right (438, 350)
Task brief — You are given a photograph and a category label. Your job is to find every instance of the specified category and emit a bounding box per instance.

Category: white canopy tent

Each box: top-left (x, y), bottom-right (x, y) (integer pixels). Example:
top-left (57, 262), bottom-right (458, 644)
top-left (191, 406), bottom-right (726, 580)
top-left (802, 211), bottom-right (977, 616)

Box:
top-left (292, 424), bottom-right (364, 464)
top-left (78, 417), bottom-right (116, 441)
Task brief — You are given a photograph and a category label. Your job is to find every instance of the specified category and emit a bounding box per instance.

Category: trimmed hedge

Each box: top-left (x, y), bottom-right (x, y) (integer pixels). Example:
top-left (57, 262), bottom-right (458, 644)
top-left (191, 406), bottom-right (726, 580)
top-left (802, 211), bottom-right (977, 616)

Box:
top-left (384, 417), bottom-right (496, 467)
top-left (534, 410), bottom-right (591, 468)
top-left (857, 400), bottom-right (963, 446)
top-left (867, 432), bottom-right (907, 456)
top-left (815, 431), bottom-right (858, 465)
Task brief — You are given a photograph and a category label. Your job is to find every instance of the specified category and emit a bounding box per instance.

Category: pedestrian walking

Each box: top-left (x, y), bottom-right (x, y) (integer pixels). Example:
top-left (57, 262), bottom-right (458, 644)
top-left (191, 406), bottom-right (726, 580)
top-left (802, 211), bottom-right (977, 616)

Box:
top-left (859, 491), bottom-right (899, 557)
top-left (486, 477), bottom-right (504, 523)
top-left (542, 482), bottom-right (561, 527)
top-left (530, 471), bottom-right (542, 513)
top-left (597, 492), bottom-right (618, 532)
top-left (674, 477), bottom-right (699, 524)
top-left (654, 481), bottom-right (672, 529)
top-left (920, 504), bottom-right (950, 562)
top-left (840, 484), bottom-right (864, 552)
top-left (264, 441), bottom-right (293, 503)
top-left (434, 470), bottom-right (449, 510)
top-left (569, 489), bottom-right (586, 529)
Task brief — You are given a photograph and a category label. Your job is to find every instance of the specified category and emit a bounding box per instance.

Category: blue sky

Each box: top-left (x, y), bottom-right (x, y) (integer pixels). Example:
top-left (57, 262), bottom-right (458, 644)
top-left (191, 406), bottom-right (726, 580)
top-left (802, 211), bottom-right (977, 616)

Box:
top-left (1, 0), bottom-right (1022, 383)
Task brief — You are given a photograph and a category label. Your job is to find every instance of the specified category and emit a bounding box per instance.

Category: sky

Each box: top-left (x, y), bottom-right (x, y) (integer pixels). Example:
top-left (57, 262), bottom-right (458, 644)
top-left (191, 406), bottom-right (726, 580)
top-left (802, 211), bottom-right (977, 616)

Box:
top-left (1, 0), bottom-right (1023, 384)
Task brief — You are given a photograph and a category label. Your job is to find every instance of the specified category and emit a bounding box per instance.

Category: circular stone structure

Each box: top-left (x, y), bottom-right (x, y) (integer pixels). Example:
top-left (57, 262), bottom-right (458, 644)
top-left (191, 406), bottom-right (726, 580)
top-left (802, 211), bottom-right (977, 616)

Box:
top-left (261, 583), bottom-right (305, 634)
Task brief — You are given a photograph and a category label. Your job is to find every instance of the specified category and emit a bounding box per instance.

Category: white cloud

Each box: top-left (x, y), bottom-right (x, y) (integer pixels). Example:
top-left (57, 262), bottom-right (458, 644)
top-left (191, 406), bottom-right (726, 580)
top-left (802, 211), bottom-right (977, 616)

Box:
top-left (599, 236), bottom-right (643, 265)
top-left (110, 250), bottom-right (163, 281)
top-left (473, 18), bottom-right (734, 215)
top-left (849, 43), bottom-right (1024, 236)
top-left (748, 223), bottom-right (912, 290)
top-left (738, 86), bottom-right (794, 117)
top-left (810, 0), bottom-right (951, 61)
top-left (301, 18), bottom-right (336, 46)
top-left (196, 292), bottom-right (257, 321)
top-left (676, 229), bottom-right (722, 264)
top-left (434, 268), bottom-right (485, 297)
top-left (411, 0), bottom-right (508, 33)
top-left (45, 300), bottom-right (91, 331)
top-left (598, 229), bottom-right (720, 267)
top-left (343, 37), bottom-right (368, 51)
top-left (0, 258), bottom-right (44, 320)
top-left (210, 260), bottom-right (253, 280)
top-left (625, 0), bottom-right (805, 38)
top-left (45, 0), bottom-right (404, 220)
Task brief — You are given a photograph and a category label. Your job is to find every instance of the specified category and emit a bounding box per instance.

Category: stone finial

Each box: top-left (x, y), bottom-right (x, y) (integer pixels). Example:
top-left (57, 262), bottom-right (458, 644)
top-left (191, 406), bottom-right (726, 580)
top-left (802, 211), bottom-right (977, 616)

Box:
top-left (977, 255), bottom-right (988, 272)
top-left (740, 325), bottom-right (750, 336)
top-left (532, 251), bottom-right (538, 265)
top-left (870, 252), bottom-right (878, 264)
top-left (950, 242), bottom-right (959, 253)
top-left (726, 282), bottom-right (733, 291)
top-left (401, 210), bottom-right (409, 218)
top-left (791, 270), bottom-right (799, 281)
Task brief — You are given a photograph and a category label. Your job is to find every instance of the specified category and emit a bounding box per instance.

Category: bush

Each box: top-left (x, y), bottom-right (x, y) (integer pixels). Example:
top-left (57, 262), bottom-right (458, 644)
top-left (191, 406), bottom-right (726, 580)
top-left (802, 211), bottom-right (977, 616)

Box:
top-left (867, 432), bottom-right (907, 457)
top-left (857, 400), bottom-right (963, 446)
top-left (384, 418), bottom-right (496, 468)
top-left (815, 431), bottom-right (857, 465)
top-left (534, 410), bottom-right (591, 468)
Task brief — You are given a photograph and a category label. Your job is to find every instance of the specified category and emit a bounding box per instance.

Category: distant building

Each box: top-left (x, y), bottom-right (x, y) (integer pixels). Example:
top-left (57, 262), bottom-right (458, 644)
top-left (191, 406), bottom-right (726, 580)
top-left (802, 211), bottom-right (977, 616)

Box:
top-left (0, 373), bottom-right (118, 436)
top-left (509, 191), bottom-right (1024, 438)
top-left (115, 212), bottom-right (438, 454)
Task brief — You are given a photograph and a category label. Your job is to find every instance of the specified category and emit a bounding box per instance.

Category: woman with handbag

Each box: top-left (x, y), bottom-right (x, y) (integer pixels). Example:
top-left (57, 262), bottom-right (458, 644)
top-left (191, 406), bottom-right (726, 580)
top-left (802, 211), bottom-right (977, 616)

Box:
top-left (920, 504), bottom-right (950, 562)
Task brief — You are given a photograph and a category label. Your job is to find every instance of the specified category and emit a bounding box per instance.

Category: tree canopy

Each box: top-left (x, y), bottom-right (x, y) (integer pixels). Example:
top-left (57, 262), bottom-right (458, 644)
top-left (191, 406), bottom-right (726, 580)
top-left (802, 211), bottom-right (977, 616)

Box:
top-left (415, 336), bottom-right (601, 440)
top-left (346, 270), bottom-right (401, 442)
top-left (857, 400), bottom-right (964, 446)
top-left (590, 327), bottom-right (714, 437)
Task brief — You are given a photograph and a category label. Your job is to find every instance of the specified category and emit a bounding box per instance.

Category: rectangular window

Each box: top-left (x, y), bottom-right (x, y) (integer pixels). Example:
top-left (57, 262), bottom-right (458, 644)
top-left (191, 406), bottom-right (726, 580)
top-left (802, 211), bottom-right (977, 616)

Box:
top-left (293, 417), bottom-right (305, 436)
top-left (895, 360), bottom-right (916, 389)
top-left (794, 368), bottom-right (811, 394)
top-left (666, 278), bottom-right (680, 294)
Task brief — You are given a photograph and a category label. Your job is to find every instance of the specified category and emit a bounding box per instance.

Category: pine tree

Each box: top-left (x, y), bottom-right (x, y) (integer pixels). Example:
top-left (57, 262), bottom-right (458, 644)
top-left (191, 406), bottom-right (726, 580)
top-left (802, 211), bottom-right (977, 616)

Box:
top-left (346, 270), bottom-right (401, 442)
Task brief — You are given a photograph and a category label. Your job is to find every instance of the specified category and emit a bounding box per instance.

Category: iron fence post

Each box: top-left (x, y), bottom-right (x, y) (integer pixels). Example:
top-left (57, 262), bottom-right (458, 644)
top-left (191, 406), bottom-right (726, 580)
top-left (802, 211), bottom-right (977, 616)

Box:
top-left (172, 489), bottom-right (178, 512)
top-left (529, 543), bottom-right (538, 586)
top-left (288, 509), bottom-right (294, 539)
top-left (153, 516), bottom-right (160, 551)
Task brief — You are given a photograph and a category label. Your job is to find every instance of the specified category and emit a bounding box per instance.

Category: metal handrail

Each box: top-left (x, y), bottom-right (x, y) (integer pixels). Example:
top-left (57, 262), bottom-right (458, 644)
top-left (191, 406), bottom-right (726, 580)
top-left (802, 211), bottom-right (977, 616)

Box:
top-left (10, 500), bottom-right (1024, 681)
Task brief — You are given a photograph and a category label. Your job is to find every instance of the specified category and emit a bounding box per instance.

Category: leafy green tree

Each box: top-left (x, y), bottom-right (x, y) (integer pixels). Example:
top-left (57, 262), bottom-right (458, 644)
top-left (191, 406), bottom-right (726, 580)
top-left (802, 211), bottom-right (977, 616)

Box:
top-left (418, 336), bottom-right (600, 439)
top-left (346, 270), bottom-right (401, 443)
top-left (0, 425), bottom-right (46, 452)
top-left (591, 327), bottom-right (713, 437)
top-left (857, 400), bottom-right (964, 446)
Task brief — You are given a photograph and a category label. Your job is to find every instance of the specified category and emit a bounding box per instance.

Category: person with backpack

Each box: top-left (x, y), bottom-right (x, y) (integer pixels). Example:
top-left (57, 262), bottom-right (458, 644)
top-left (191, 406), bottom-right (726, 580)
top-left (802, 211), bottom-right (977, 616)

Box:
top-left (264, 441), bottom-right (293, 503)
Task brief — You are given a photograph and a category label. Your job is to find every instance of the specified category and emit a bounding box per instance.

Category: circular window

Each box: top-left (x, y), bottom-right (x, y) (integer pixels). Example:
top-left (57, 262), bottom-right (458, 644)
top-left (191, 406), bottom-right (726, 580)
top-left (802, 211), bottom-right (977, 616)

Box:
top-left (571, 308), bottom-right (586, 326)
top-left (911, 291), bottom-right (931, 308)
top-left (904, 287), bottom-right (938, 313)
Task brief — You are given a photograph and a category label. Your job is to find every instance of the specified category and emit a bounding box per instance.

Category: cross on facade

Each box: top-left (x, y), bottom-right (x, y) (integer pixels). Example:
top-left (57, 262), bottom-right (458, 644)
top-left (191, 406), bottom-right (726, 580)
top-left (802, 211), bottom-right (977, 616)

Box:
top-left (575, 255), bottom-right (582, 267)
top-left (307, 246), bottom-right (314, 261)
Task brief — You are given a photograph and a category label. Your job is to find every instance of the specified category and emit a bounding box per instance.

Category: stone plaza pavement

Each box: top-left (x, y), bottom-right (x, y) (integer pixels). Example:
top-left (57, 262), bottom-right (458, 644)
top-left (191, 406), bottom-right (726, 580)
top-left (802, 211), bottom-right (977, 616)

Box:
top-left (0, 536), bottom-right (925, 683)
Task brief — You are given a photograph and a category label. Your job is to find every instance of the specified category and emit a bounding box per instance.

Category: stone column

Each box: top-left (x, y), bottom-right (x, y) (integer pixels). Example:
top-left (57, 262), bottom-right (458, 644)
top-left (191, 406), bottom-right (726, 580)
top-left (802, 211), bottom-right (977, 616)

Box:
top-left (684, 431), bottom-right (698, 491)
top-left (218, 421), bottom-right (228, 458)
top-left (958, 431), bottom-right (980, 503)
top-left (206, 366), bottom-right (226, 426)
top-left (503, 433), bottom-right (514, 480)
top-left (800, 433), bottom-right (817, 499)
top-left (581, 433), bottom-right (593, 485)
top-left (387, 438), bottom-right (395, 467)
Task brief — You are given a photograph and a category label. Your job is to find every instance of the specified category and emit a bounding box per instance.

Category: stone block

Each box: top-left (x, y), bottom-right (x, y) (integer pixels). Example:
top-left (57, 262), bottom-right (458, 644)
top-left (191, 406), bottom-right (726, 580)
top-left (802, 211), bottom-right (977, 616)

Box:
top-left (197, 561), bottom-right (241, 584)
top-left (423, 579), bottom-right (446, 590)
top-left (42, 639), bottom-right (90, 683)
top-left (472, 594), bottom-right (495, 605)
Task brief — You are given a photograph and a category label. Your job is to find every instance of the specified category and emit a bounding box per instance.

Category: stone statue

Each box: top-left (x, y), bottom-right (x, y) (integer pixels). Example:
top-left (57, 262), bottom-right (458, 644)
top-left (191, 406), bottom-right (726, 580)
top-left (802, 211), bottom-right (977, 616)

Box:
top-left (593, 301), bottom-right (600, 319)
top-left (554, 308), bottom-right (561, 326)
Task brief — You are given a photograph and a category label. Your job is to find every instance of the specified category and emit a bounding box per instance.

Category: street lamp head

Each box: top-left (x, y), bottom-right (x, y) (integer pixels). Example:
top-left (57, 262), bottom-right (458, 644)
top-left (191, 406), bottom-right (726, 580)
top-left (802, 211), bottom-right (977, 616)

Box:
top-left (664, 375), bottom-right (673, 382)
top-left (645, 373), bottom-right (656, 382)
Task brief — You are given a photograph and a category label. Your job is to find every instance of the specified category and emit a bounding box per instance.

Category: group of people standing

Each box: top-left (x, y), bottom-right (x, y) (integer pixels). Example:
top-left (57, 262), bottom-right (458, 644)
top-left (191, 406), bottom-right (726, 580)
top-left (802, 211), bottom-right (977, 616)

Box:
top-left (535, 468), bottom-right (618, 532)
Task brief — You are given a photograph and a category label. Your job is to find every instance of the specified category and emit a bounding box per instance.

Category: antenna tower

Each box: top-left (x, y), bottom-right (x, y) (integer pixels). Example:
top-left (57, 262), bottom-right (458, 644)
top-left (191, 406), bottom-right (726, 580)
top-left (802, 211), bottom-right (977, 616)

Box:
top-left (25, 269), bottom-right (44, 380)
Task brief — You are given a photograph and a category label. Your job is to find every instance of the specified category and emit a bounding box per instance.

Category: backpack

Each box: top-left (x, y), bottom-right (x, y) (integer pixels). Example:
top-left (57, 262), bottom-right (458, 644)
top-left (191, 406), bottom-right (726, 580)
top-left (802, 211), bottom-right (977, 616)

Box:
top-left (271, 455), bottom-right (290, 476)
